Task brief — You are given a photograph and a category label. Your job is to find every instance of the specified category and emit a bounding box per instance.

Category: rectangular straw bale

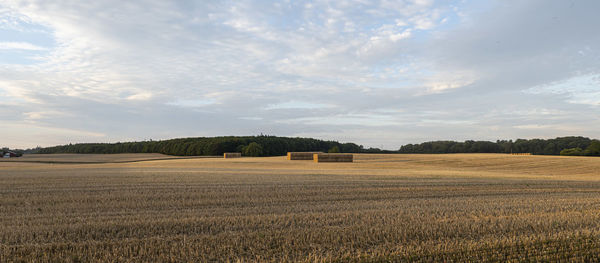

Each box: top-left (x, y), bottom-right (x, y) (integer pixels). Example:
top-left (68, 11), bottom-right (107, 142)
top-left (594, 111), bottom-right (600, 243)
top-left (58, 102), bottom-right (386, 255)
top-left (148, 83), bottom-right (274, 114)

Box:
top-left (223, 152), bottom-right (242, 158)
top-left (313, 153), bottom-right (353, 162)
top-left (286, 152), bottom-right (322, 160)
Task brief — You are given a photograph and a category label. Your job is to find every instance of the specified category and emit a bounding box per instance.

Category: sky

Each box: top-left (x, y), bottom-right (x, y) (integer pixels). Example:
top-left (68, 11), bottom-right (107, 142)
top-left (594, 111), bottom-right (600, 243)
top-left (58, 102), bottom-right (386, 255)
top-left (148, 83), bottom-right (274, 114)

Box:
top-left (1, 0), bottom-right (599, 150)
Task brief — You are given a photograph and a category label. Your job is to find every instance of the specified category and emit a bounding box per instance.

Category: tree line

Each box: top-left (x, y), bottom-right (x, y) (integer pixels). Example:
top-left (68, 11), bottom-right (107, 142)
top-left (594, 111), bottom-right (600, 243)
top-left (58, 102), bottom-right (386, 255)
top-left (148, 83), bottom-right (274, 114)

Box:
top-left (33, 136), bottom-right (377, 156)
top-left (398, 136), bottom-right (600, 156)
top-left (23, 135), bottom-right (600, 157)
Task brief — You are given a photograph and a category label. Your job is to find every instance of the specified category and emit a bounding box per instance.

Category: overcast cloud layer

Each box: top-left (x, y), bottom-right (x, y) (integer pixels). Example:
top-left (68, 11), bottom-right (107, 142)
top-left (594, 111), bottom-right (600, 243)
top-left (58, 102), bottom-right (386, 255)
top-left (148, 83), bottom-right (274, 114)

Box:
top-left (1, 0), bottom-right (599, 149)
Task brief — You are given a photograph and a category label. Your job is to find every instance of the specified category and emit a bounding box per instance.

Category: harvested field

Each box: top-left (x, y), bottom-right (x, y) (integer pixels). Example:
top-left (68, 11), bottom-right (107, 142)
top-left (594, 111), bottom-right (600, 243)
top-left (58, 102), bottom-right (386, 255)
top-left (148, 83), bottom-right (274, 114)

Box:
top-left (0, 153), bottom-right (213, 164)
top-left (1, 153), bottom-right (600, 262)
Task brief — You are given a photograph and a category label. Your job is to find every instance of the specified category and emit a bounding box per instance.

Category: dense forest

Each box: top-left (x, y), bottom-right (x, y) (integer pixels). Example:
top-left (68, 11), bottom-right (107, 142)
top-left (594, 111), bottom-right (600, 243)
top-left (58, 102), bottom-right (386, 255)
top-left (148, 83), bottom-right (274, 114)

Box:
top-left (398, 136), bottom-right (600, 156)
top-left (33, 136), bottom-right (383, 156)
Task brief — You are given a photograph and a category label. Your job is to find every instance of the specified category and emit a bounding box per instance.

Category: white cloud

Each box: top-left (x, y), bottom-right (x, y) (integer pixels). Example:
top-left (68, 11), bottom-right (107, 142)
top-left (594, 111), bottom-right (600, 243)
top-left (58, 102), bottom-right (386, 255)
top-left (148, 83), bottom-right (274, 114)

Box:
top-left (0, 41), bottom-right (47, 50)
top-left (126, 92), bottom-right (153, 101)
top-left (265, 101), bottom-right (333, 110)
top-left (23, 110), bottom-right (71, 121)
top-left (525, 74), bottom-right (600, 106)
top-left (390, 29), bottom-right (412, 42)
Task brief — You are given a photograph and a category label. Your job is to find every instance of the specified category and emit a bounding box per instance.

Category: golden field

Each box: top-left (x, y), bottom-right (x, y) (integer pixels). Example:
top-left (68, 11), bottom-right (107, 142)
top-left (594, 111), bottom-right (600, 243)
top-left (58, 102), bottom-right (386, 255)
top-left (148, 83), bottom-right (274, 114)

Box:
top-left (1, 153), bottom-right (600, 262)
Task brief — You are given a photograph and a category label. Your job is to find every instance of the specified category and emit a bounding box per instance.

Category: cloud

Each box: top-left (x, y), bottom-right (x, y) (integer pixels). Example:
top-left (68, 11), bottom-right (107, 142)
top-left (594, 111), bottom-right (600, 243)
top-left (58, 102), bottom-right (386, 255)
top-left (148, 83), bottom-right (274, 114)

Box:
top-left (0, 0), bottom-right (599, 149)
top-left (0, 41), bottom-right (46, 50)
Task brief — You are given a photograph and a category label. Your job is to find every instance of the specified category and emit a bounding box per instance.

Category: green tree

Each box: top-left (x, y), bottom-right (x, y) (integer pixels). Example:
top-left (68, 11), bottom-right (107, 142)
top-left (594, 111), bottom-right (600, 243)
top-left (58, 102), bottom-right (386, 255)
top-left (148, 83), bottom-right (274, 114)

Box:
top-left (584, 140), bottom-right (600, 156)
top-left (235, 144), bottom-right (246, 153)
top-left (560, 148), bottom-right (583, 156)
top-left (243, 142), bottom-right (263, 157)
top-left (328, 145), bottom-right (340, 153)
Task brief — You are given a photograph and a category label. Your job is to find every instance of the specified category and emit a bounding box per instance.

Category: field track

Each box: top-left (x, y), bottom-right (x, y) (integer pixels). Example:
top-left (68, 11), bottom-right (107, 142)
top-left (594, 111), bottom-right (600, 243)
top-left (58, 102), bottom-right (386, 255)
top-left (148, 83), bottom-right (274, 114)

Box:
top-left (1, 153), bottom-right (600, 262)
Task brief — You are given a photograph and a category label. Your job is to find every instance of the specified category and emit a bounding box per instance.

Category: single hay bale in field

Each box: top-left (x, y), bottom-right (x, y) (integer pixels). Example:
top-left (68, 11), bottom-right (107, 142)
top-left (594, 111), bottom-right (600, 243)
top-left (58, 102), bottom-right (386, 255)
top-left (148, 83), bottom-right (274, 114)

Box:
top-left (223, 152), bottom-right (242, 158)
top-left (313, 153), bottom-right (353, 163)
top-left (286, 152), bottom-right (323, 160)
